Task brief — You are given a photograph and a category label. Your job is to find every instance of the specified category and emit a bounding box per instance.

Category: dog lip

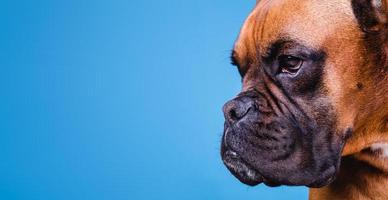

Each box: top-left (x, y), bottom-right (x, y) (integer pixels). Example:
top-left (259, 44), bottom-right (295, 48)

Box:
top-left (222, 150), bottom-right (264, 186)
top-left (223, 126), bottom-right (230, 148)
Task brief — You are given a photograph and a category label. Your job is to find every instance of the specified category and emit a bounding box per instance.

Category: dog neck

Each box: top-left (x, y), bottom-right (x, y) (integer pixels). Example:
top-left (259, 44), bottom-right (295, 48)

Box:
top-left (311, 99), bottom-right (387, 198)
top-left (311, 63), bottom-right (388, 200)
top-left (310, 66), bottom-right (388, 198)
top-left (309, 155), bottom-right (388, 200)
top-left (342, 58), bottom-right (388, 156)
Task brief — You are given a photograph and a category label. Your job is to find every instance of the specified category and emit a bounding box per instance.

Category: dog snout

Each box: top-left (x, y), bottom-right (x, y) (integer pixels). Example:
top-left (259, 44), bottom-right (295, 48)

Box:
top-left (223, 97), bottom-right (255, 124)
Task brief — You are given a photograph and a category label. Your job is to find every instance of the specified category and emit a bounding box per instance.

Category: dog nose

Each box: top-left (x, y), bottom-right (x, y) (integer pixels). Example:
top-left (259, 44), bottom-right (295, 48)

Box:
top-left (223, 98), bottom-right (254, 124)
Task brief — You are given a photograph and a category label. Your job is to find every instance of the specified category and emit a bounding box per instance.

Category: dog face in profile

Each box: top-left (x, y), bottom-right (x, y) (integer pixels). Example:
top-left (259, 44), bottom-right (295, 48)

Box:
top-left (221, 0), bottom-right (387, 188)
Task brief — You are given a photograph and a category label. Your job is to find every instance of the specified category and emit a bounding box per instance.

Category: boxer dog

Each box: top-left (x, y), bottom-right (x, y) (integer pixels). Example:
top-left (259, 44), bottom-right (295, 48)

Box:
top-left (220, 0), bottom-right (387, 199)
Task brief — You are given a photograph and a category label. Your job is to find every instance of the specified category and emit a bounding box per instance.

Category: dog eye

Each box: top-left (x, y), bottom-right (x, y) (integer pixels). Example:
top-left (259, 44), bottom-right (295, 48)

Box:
top-left (278, 55), bottom-right (303, 75)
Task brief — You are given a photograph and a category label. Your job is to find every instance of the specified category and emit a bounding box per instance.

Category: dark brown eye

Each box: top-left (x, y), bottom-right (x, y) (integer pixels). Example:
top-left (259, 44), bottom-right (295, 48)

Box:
top-left (278, 55), bottom-right (303, 75)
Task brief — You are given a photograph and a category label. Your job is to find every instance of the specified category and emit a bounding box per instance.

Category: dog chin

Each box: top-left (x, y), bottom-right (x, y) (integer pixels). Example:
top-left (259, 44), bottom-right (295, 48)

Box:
top-left (222, 150), bottom-right (264, 186)
top-left (222, 149), bottom-right (338, 188)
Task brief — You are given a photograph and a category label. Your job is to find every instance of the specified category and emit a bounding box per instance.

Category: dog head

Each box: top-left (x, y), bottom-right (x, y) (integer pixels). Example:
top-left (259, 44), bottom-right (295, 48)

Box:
top-left (221, 0), bottom-right (387, 188)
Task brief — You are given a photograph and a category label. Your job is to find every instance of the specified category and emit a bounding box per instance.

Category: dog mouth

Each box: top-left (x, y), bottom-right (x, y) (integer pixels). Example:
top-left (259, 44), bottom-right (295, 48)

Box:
top-left (222, 150), bottom-right (264, 186)
top-left (222, 150), bottom-right (283, 187)
top-left (222, 149), bottom-right (337, 188)
top-left (221, 126), bottom-right (263, 186)
top-left (221, 124), bottom-right (341, 188)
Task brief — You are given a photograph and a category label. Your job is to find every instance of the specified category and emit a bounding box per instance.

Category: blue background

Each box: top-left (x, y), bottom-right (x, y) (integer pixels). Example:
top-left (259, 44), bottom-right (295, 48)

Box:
top-left (0, 0), bottom-right (307, 199)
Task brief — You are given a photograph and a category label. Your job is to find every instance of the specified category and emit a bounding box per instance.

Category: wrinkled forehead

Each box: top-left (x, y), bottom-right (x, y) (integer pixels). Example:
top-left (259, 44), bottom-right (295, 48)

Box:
top-left (234, 0), bottom-right (359, 60)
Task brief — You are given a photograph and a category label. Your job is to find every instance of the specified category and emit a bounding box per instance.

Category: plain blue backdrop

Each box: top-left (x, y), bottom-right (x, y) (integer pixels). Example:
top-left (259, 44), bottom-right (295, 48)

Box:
top-left (0, 0), bottom-right (308, 199)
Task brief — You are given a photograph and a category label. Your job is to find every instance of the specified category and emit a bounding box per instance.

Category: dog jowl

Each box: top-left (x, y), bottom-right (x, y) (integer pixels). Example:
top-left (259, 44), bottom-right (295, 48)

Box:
top-left (220, 0), bottom-right (387, 188)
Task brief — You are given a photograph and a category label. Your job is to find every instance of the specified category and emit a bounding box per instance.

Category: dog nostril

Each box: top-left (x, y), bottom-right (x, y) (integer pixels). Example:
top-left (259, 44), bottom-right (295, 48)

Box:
top-left (223, 100), bottom-right (252, 123)
top-left (229, 109), bottom-right (238, 120)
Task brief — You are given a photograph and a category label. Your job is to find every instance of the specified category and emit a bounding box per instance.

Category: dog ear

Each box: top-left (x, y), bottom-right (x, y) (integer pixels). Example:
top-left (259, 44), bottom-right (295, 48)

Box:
top-left (352, 0), bottom-right (387, 67)
top-left (351, 0), bottom-right (387, 33)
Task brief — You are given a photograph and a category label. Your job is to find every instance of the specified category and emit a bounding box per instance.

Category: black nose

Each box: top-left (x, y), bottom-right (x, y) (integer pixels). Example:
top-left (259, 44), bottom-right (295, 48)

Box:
top-left (223, 97), bottom-right (254, 124)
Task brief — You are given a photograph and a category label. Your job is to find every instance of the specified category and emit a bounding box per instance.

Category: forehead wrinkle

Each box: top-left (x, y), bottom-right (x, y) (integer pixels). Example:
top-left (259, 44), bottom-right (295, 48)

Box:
top-left (234, 0), bottom-right (361, 67)
top-left (234, 12), bottom-right (257, 66)
top-left (253, 0), bottom-right (285, 52)
top-left (262, 0), bottom-right (357, 47)
top-left (250, 0), bottom-right (314, 55)
top-left (234, 0), bottom-right (278, 64)
top-left (283, 0), bottom-right (358, 49)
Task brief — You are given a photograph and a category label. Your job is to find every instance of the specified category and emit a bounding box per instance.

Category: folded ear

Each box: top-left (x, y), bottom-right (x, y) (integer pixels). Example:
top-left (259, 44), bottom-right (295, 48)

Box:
top-left (352, 0), bottom-right (387, 67)
top-left (351, 0), bottom-right (387, 32)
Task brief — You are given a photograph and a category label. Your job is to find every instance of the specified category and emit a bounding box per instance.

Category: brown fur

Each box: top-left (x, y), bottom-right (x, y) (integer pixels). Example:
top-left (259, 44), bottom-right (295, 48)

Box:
top-left (233, 0), bottom-right (387, 199)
